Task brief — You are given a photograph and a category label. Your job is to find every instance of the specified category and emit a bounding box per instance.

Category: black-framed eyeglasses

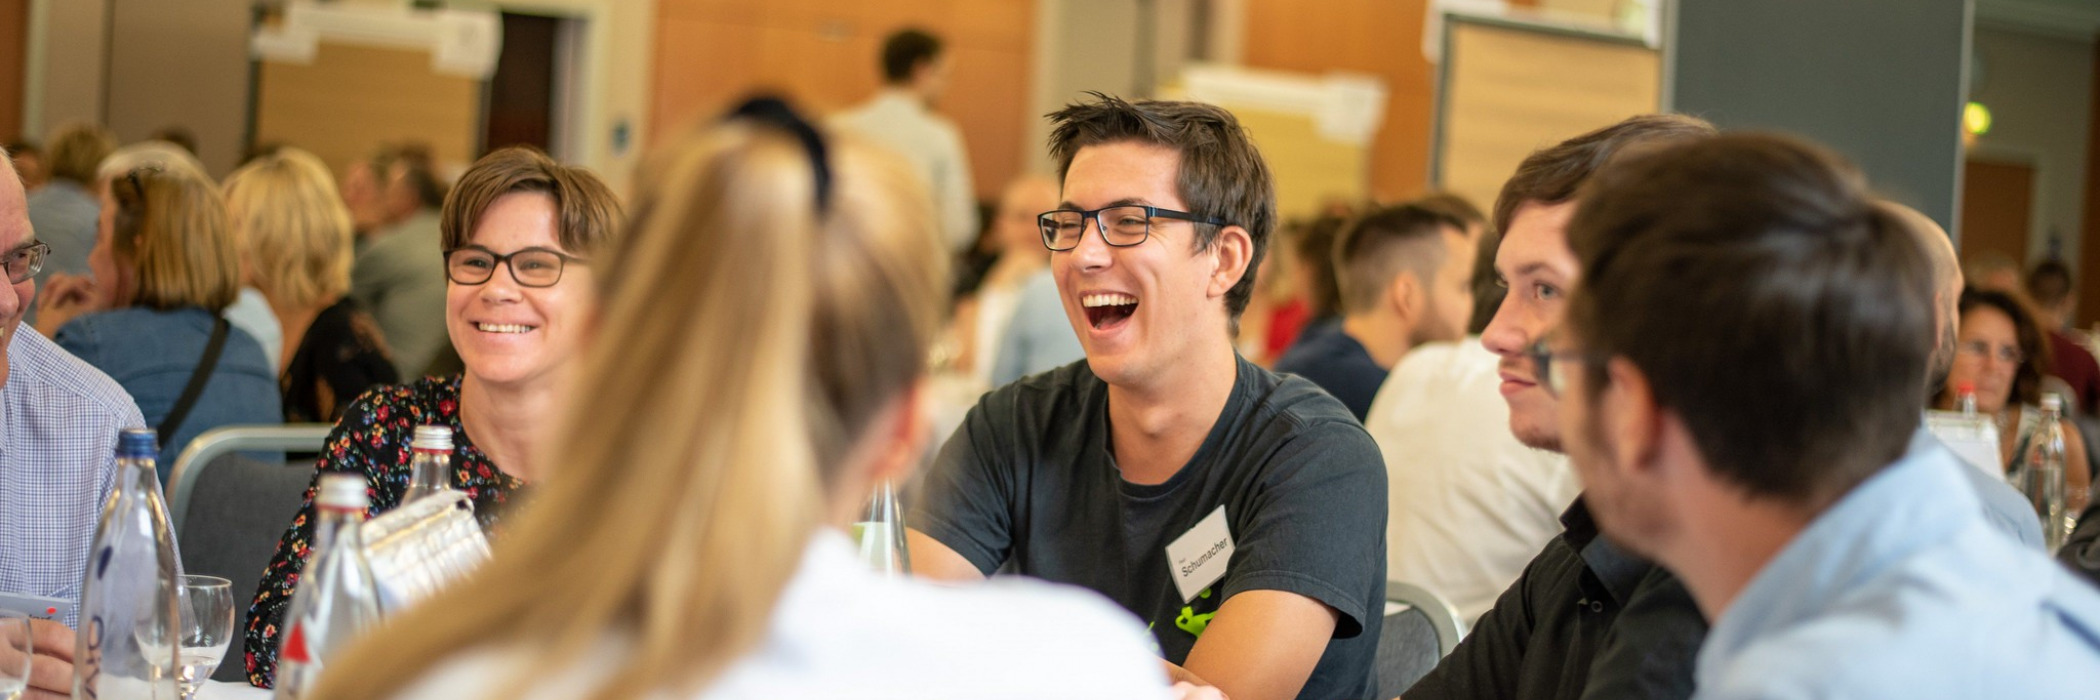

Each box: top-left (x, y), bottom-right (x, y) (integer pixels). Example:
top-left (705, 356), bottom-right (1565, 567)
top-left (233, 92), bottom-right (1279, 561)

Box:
top-left (1527, 339), bottom-right (1605, 398)
top-left (1036, 205), bottom-right (1228, 251)
top-left (444, 245), bottom-right (584, 288)
top-left (1, 241), bottom-right (50, 285)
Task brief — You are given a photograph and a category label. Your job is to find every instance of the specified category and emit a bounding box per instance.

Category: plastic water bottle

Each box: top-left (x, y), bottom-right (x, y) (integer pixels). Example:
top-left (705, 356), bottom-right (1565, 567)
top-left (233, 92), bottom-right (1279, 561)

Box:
top-left (2016, 394), bottom-right (2072, 551)
top-left (74, 428), bottom-right (181, 700)
top-left (401, 425), bottom-right (453, 505)
top-left (273, 474), bottom-right (381, 699)
top-left (853, 480), bottom-right (912, 576)
top-left (1956, 382), bottom-right (1978, 417)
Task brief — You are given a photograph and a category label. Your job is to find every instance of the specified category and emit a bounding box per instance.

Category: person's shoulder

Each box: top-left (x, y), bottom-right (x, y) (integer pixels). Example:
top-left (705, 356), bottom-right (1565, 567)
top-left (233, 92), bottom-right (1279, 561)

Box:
top-left (337, 375), bottom-right (458, 431)
top-left (9, 328), bottom-right (144, 425)
top-left (1249, 357), bottom-right (1372, 437)
top-left (879, 577), bottom-right (1169, 698)
top-left (979, 359), bottom-right (1098, 415)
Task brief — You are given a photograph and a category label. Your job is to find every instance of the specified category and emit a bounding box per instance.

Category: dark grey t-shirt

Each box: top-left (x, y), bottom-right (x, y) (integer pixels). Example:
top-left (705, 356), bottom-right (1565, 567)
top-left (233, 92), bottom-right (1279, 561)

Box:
top-left (914, 356), bottom-right (1388, 700)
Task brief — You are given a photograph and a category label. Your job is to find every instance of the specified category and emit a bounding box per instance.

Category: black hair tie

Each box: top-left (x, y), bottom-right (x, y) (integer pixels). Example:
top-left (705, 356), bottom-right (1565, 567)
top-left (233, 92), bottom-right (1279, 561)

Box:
top-left (724, 95), bottom-right (833, 215)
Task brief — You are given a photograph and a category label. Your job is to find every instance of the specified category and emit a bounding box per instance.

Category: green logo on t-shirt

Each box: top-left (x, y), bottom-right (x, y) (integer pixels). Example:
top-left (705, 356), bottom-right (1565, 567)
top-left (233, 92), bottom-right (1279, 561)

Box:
top-left (1174, 587), bottom-right (1217, 637)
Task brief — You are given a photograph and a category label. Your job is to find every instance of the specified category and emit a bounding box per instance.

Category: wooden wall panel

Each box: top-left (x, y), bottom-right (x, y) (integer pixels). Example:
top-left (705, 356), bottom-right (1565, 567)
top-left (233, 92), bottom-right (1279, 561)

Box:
top-left (0, 0), bottom-right (24, 143)
top-left (2081, 36), bottom-right (2100, 329)
top-left (648, 0), bottom-right (1033, 198)
top-left (1241, 0), bottom-right (1434, 202)
top-left (1440, 21), bottom-right (1659, 219)
top-left (253, 43), bottom-right (481, 183)
top-left (1961, 158), bottom-right (2037, 268)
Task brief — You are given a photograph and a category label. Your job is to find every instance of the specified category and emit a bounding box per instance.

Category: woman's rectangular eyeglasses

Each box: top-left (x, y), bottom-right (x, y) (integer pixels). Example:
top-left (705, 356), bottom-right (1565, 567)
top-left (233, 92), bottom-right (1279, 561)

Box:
top-left (444, 245), bottom-right (583, 288)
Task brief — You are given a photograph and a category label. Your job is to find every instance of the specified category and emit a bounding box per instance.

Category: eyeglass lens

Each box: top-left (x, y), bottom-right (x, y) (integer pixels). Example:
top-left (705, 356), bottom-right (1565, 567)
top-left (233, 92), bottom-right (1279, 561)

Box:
top-left (448, 249), bottom-right (567, 287)
top-left (1039, 206), bottom-right (1152, 250)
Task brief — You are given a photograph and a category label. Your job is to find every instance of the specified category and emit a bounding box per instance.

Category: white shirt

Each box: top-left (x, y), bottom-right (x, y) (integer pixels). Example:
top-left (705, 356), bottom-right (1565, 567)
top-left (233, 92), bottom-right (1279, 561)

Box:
top-left (1365, 339), bottom-right (1580, 624)
top-left (391, 533), bottom-right (1172, 700)
top-left (832, 90), bottom-right (979, 252)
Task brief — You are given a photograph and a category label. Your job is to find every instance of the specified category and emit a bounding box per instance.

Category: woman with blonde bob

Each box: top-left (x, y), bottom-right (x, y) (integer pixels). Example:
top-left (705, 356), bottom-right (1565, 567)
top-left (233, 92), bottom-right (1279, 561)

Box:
top-left (308, 99), bottom-right (1182, 700)
top-left (35, 160), bottom-right (282, 472)
top-left (225, 148), bottom-right (400, 422)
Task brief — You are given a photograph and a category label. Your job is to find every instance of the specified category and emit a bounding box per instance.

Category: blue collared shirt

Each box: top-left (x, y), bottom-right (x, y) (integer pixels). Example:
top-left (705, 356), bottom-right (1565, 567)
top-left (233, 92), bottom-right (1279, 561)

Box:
top-left (1695, 430), bottom-right (2100, 699)
top-left (0, 328), bottom-right (146, 628)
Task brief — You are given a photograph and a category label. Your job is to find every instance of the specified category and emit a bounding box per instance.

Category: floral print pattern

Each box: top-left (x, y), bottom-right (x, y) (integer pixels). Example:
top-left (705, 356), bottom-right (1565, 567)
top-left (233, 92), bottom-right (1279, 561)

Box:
top-left (241, 375), bottom-right (527, 688)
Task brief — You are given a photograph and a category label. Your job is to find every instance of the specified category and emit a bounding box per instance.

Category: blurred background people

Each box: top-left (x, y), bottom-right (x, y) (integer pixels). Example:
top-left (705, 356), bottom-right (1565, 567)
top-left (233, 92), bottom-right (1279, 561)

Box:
top-left (25, 124), bottom-right (115, 295)
top-left (2025, 259), bottom-right (2100, 416)
top-left (5, 141), bottom-right (44, 192)
top-left (32, 159), bottom-right (279, 474)
top-left (243, 146), bottom-right (622, 688)
top-left (348, 143), bottom-right (453, 378)
top-left (1932, 287), bottom-right (2092, 509)
top-left (833, 28), bottom-right (977, 254)
top-left (307, 98), bottom-right (1181, 700)
top-left (1275, 202), bottom-right (1476, 420)
top-left (224, 147), bottom-right (400, 423)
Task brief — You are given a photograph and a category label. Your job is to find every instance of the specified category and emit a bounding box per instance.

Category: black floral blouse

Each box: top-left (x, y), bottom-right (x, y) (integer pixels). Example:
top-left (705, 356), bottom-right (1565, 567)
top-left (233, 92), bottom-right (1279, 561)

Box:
top-left (241, 374), bottom-right (528, 688)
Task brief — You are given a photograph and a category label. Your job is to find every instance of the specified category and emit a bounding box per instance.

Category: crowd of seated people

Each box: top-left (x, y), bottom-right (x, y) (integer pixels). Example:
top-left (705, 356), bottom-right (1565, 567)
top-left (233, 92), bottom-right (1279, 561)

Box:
top-left (6, 72), bottom-right (2100, 700)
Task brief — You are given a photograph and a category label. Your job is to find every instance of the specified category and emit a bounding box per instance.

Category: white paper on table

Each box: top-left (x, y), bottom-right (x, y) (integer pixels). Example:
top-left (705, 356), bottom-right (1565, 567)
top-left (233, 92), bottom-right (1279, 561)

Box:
top-left (200, 680), bottom-right (274, 700)
top-left (1926, 411), bottom-right (2005, 480)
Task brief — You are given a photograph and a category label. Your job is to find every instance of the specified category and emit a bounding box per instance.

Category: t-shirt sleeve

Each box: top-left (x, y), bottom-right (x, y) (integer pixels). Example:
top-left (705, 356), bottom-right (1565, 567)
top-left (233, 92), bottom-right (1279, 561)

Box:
top-left (1401, 543), bottom-right (1543, 699)
top-left (1216, 418), bottom-right (1387, 638)
top-left (910, 398), bottom-right (1019, 575)
top-left (1577, 566), bottom-right (1704, 700)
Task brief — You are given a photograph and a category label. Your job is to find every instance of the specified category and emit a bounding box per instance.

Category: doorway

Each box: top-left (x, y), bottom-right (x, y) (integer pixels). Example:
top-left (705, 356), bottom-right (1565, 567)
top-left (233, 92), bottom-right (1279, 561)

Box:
top-left (1961, 157), bottom-right (2037, 268)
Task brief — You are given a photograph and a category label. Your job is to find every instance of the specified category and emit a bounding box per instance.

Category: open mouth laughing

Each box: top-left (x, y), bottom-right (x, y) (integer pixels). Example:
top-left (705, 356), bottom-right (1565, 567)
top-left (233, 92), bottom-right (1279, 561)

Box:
top-left (1081, 292), bottom-right (1139, 330)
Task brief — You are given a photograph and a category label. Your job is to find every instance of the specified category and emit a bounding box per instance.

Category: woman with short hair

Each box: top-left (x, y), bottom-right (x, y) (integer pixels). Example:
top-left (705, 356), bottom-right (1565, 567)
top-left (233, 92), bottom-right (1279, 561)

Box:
top-left (243, 146), bottom-right (623, 687)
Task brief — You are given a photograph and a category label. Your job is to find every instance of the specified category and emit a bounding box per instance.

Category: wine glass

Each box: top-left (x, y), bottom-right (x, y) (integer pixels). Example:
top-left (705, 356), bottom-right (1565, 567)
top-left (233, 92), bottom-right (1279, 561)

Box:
top-left (0, 610), bottom-right (28, 700)
top-left (177, 576), bottom-right (235, 700)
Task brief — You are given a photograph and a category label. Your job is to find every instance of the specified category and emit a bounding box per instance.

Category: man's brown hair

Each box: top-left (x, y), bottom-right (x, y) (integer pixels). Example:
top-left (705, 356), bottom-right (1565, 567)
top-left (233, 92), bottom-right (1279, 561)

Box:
top-left (1046, 93), bottom-right (1277, 323)
top-left (441, 147), bottom-right (623, 257)
top-left (1492, 114), bottom-right (1717, 236)
top-left (1566, 132), bottom-right (1934, 506)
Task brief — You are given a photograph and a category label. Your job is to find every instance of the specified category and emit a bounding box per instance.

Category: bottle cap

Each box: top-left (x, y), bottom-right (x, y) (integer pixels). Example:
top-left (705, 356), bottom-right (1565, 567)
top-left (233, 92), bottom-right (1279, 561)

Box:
top-left (2043, 393), bottom-right (2063, 411)
top-left (316, 473), bottom-right (370, 510)
top-left (412, 425), bottom-right (454, 452)
top-left (1956, 382), bottom-right (1976, 396)
top-left (117, 428), bottom-right (158, 460)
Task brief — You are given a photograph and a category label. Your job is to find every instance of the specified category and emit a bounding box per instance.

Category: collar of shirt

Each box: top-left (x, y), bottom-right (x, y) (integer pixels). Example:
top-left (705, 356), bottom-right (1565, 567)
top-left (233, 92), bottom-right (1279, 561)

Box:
top-left (1696, 429), bottom-right (1977, 680)
top-left (1559, 498), bottom-right (1651, 605)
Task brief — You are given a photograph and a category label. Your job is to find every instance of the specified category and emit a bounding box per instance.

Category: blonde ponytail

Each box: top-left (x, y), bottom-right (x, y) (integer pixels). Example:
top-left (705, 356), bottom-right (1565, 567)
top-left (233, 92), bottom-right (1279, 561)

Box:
top-left (311, 110), bottom-right (947, 700)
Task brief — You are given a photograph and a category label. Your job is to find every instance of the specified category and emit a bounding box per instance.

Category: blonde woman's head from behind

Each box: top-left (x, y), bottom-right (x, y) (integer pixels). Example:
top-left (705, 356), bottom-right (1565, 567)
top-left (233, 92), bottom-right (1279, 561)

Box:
top-left (223, 148), bottom-right (354, 312)
top-left (309, 98), bottom-right (949, 700)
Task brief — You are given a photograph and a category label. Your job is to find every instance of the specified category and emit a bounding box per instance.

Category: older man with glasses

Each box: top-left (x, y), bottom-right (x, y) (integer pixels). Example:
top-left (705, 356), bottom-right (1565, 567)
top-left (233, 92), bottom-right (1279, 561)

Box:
top-left (0, 148), bottom-right (149, 699)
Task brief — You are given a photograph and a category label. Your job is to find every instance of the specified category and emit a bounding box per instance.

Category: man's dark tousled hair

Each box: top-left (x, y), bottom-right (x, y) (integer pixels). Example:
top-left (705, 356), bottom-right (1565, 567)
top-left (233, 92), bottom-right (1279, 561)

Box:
top-left (881, 29), bottom-right (943, 84)
top-left (1493, 114), bottom-right (1717, 237)
top-left (1567, 133), bottom-right (1935, 506)
top-left (1046, 93), bottom-right (1277, 324)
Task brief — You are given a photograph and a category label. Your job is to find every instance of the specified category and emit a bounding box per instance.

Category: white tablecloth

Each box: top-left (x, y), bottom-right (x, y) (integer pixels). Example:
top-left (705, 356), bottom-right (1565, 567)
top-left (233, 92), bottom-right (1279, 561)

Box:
top-left (200, 680), bottom-right (272, 700)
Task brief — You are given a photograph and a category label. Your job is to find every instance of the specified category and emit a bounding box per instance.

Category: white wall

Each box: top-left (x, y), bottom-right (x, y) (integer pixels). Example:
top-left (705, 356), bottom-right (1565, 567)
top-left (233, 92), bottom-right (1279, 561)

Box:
top-left (1969, 25), bottom-right (2094, 265)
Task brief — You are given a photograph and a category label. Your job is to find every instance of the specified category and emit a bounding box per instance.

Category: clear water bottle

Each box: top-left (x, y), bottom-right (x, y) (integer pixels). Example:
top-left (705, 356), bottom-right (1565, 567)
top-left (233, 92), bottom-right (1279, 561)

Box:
top-left (1956, 382), bottom-right (1978, 417)
top-left (273, 474), bottom-right (381, 699)
top-left (74, 428), bottom-right (181, 700)
top-left (2016, 394), bottom-right (2072, 551)
top-left (401, 425), bottom-right (453, 505)
top-left (853, 480), bottom-right (912, 576)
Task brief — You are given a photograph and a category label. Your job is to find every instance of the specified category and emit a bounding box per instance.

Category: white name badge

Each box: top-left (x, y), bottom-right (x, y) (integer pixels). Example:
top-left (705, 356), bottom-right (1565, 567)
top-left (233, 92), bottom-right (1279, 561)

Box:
top-left (1165, 506), bottom-right (1235, 603)
top-left (1925, 410), bottom-right (2006, 481)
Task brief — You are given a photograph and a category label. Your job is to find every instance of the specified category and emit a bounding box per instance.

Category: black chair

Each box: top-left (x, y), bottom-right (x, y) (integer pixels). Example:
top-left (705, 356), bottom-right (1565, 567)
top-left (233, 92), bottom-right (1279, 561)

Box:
top-left (168, 424), bottom-right (331, 682)
top-left (1377, 581), bottom-right (1466, 697)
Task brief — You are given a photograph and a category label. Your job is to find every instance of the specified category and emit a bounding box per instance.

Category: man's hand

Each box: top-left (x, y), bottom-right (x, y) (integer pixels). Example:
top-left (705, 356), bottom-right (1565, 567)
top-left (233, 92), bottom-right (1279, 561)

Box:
top-left (34, 273), bottom-right (100, 337)
top-left (23, 618), bottom-right (77, 700)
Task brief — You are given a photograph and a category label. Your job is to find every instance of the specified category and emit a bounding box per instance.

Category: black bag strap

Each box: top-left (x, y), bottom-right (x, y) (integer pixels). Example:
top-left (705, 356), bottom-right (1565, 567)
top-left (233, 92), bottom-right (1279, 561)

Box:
top-left (158, 317), bottom-right (230, 439)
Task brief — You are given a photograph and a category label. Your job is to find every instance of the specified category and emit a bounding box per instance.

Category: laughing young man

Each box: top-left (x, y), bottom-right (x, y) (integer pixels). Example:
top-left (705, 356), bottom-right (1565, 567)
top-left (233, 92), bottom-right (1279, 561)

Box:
top-left (908, 95), bottom-right (1387, 700)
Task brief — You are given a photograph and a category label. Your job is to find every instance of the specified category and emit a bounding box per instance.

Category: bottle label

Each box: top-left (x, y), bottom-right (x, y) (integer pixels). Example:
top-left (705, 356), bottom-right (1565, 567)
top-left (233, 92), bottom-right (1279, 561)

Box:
top-left (79, 615), bottom-right (103, 699)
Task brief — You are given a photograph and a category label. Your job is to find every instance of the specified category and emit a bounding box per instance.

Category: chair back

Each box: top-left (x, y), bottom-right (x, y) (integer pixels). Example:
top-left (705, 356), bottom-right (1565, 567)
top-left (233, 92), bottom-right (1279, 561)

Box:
top-left (1378, 580), bottom-right (1467, 697)
top-left (167, 424), bottom-right (331, 682)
